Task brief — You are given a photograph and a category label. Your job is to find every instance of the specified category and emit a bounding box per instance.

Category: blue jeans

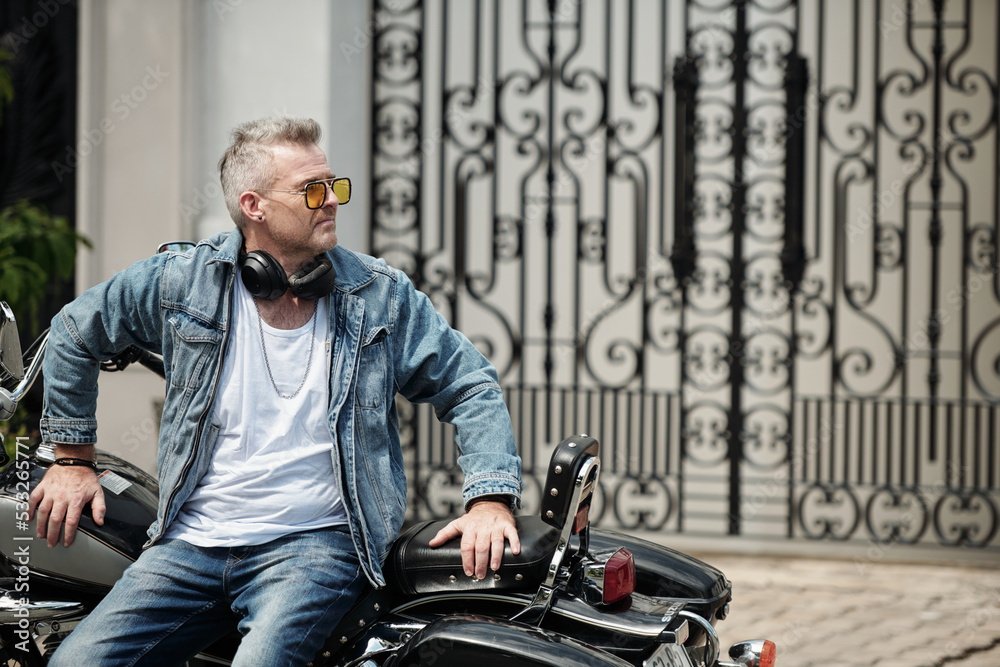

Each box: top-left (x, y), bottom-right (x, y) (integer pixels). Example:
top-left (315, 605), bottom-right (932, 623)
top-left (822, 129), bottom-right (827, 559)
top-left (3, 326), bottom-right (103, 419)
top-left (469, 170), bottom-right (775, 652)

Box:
top-left (50, 527), bottom-right (364, 667)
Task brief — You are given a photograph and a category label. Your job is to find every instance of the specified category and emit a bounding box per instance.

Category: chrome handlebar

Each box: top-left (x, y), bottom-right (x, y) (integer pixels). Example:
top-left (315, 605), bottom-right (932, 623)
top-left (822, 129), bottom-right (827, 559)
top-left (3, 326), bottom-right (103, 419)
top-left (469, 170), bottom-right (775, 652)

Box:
top-left (0, 331), bottom-right (47, 421)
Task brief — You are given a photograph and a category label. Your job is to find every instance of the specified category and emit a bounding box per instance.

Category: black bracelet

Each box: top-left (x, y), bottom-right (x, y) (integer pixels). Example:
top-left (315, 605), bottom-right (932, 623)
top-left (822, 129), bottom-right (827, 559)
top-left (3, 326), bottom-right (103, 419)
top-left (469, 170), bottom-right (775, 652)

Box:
top-left (466, 494), bottom-right (512, 511)
top-left (53, 457), bottom-right (98, 471)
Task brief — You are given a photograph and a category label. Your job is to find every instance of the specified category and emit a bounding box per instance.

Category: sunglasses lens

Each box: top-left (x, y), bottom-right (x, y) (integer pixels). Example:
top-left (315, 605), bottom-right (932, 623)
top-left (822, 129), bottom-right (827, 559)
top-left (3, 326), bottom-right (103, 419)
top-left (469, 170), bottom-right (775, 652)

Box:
top-left (305, 182), bottom-right (326, 209)
top-left (333, 178), bottom-right (351, 205)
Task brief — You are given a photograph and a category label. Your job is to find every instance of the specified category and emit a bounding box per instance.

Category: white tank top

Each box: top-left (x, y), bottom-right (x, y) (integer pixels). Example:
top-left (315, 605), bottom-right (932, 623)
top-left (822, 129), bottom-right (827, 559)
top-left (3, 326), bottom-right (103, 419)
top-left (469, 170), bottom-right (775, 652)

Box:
top-left (165, 273), bottom-right (347, 546)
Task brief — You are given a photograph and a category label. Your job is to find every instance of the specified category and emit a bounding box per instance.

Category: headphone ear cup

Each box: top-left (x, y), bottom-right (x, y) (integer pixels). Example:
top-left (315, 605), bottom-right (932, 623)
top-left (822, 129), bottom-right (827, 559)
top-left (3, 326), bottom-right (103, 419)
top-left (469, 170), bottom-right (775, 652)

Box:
top-left (241, 250), bottom-right (288, 300)
top-left (288, 256), bottom-right (337, 300)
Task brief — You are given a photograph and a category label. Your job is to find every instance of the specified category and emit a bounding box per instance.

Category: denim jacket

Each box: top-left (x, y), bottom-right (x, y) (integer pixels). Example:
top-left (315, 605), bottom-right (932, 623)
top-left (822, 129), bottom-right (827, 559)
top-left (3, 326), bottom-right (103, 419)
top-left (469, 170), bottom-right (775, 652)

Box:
top-left (40, 230), bottom-right (521, 587)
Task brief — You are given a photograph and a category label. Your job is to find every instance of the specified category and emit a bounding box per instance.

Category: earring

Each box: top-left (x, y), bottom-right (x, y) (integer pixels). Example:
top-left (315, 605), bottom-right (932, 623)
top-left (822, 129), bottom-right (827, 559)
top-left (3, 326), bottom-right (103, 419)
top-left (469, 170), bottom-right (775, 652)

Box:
top-left (258, 216), bottom-right (263, 220)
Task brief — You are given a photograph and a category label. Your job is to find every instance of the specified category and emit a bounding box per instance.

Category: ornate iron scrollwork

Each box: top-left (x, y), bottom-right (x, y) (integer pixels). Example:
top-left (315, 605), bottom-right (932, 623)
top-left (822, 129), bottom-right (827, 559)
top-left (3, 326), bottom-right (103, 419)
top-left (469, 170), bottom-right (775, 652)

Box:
top-left (372, 0), bottom-right (999, 554)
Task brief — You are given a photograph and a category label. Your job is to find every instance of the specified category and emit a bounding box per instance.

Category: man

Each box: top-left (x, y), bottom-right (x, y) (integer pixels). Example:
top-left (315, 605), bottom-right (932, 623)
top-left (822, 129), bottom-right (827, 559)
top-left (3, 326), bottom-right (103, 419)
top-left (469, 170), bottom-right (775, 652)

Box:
top-left (27, 117), bottom-right (522, 666)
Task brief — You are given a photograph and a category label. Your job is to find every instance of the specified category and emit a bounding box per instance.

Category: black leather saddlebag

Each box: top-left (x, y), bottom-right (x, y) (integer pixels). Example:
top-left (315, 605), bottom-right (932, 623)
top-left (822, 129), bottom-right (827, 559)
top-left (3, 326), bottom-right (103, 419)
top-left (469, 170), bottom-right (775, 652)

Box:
top-left (386, 515), bottom-right (559, 595)
top-left (390, 615), bottom-right (633, 667)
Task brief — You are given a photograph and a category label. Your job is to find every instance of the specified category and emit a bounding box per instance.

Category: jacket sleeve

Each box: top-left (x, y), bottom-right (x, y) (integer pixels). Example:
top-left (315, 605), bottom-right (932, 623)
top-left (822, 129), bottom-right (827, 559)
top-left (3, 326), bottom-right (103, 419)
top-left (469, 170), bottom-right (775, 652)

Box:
top-left (40, 255), bottom-right (167, 446)
top-left (390, 269), bottom-right (521, 510)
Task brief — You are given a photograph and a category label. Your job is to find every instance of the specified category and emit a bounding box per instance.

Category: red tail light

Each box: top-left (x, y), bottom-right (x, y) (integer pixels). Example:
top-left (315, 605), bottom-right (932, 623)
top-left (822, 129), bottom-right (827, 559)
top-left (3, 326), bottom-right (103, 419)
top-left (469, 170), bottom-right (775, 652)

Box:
top-left (603, 548), bottom-right (635, 604)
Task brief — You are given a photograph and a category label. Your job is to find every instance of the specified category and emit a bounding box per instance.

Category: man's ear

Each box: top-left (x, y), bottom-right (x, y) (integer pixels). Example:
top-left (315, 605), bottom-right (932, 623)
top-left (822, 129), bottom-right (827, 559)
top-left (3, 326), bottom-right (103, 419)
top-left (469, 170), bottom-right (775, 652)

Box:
top-left (239, 191), bottom-right (265, 222)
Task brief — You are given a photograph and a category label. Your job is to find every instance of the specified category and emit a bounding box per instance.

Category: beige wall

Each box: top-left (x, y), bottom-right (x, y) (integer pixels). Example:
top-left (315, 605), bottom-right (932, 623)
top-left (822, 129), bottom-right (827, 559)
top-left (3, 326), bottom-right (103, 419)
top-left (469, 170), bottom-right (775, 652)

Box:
top-left (75, 0), bottom-right (191, 473)
top-left (75, 0), bottom-right (371, 472)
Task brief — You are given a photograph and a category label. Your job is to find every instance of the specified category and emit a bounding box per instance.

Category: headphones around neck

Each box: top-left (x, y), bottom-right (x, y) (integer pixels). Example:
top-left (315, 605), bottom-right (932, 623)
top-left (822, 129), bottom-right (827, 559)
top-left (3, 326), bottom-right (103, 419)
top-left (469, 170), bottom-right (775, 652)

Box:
top-left (240, 249), bottom-right (337, 301)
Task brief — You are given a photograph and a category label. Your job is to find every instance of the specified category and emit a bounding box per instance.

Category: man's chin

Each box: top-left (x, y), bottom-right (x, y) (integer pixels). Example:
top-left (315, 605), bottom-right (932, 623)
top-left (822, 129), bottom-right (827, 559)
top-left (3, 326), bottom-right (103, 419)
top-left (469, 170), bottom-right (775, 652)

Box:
top-left (316, 231), bottom-right (338, 254)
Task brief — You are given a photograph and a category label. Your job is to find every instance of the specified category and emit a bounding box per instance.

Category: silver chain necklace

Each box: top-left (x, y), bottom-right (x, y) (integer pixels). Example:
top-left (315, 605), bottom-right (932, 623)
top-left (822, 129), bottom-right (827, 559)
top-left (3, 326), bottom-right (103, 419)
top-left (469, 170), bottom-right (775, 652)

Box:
top-left (252, 297), bottom-right (318, 400)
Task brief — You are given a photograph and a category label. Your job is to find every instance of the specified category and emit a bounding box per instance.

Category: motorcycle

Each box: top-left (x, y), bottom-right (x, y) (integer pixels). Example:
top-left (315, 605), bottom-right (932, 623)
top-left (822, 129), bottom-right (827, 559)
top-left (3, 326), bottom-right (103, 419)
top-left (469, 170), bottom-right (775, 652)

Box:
top-left (0, 300), bottom-right (777, 667)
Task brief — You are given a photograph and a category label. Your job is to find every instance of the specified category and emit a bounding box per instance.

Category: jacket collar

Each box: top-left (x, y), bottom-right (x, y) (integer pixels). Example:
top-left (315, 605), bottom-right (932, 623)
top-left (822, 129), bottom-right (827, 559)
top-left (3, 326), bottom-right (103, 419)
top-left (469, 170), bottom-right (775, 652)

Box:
top-left (202, 228), bottom-right (243, 265)
top-left (329, 245), bottom-right (377, 294)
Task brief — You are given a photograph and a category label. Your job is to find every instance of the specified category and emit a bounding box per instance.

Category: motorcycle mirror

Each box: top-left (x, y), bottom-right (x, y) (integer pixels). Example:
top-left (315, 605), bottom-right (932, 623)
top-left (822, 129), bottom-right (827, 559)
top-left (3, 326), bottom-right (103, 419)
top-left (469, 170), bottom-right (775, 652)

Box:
top-left (0, 302), bottom-right (24, 387)
top-left (157, 240), bottom-right (196, 254)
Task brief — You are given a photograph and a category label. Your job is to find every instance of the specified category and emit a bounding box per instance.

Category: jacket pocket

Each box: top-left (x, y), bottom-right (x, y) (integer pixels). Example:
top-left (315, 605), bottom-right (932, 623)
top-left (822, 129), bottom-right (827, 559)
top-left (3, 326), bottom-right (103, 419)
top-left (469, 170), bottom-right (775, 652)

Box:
top-left (355, 327), bottom-right (388, 409)
top-left (166, 312), bottom-right (222, 388)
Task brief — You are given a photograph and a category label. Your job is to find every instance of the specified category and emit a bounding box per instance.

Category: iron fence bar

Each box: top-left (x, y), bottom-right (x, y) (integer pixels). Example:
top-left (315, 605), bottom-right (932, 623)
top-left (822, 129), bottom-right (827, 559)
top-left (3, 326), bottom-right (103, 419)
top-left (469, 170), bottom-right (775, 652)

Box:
top-left (784, 35), bottom-right (807, 538)
top-left (782, 54), bottom-right (808, 292)
top-left (991, 405), bottom-right (997, 489)
top-left (870, 400), bottom-right (879, 487)
top-left (542, 0), bottom-right (557, 443)
top-left (927, 0), bottom-right (946, 462)
top-left (670, 57), bottom-right (698, 283)
top-left (856, 397), bottom-right (865, 487)
top-left (820, 397), bottom-right (829, 483)
top-left (843, 400), bottom-right (851, 483)
top-left (726, 0), bottom-right (749, 536)
top-left (975, 404), bottom-right (983, 489)
top-left (911, 402), bottom-right (919, 488)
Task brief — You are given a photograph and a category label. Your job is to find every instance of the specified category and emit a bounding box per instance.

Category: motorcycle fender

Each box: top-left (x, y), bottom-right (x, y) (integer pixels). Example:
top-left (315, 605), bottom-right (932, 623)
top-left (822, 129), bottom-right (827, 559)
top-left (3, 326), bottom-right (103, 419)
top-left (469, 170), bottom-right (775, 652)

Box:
top-left (388, 615), bottom-right (633, 667)
top-left (589, 529), bottom-right (731, 616)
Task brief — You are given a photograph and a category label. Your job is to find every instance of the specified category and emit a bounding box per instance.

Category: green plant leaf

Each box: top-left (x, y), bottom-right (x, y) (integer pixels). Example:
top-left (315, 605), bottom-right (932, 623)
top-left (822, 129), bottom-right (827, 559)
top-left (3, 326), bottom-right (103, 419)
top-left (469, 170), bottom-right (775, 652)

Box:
top-left (0, 200), bottom-right (91, 332)
top-left (0, 49), bottom-right (13, 126)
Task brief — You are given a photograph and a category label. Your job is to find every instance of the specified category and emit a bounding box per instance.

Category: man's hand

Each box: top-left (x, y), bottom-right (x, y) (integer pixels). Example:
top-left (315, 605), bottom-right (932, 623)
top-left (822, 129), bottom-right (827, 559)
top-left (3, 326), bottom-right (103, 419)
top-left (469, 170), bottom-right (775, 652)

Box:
top-left (428, 499), bottom-right (521, 580)
top-left (27, 445), bottom-right (106, 548)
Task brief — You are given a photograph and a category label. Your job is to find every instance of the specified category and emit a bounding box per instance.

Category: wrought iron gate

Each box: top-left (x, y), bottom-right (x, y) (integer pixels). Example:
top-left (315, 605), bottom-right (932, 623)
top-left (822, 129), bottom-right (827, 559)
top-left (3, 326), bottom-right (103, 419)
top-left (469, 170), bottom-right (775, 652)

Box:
top-left (370, 0), bottom-right (1000, 554)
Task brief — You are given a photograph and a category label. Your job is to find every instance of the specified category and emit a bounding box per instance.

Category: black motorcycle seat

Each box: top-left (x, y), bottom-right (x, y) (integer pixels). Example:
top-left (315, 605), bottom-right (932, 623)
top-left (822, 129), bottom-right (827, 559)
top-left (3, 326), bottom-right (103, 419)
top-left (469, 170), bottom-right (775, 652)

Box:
top-left (386, 515), bottom-right (560, 595)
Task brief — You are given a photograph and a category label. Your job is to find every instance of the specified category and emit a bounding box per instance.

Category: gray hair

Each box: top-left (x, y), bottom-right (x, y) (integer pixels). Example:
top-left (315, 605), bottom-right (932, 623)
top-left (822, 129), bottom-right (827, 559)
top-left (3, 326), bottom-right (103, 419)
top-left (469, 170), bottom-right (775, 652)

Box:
top-left (218, 117), bottom-right (323, 227)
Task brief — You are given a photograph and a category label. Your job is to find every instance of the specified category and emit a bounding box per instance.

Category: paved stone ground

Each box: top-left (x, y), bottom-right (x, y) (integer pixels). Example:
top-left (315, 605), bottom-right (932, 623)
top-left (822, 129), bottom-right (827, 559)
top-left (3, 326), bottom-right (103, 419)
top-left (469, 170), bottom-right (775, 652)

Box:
top-left (693, 553), bottom-right (1000, 667)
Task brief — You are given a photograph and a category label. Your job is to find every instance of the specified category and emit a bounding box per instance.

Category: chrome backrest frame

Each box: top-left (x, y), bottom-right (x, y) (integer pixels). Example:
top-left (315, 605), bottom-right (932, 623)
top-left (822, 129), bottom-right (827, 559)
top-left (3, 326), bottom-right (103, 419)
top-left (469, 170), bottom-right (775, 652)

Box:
top-left (511, 451), bottom-right (601, 625)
